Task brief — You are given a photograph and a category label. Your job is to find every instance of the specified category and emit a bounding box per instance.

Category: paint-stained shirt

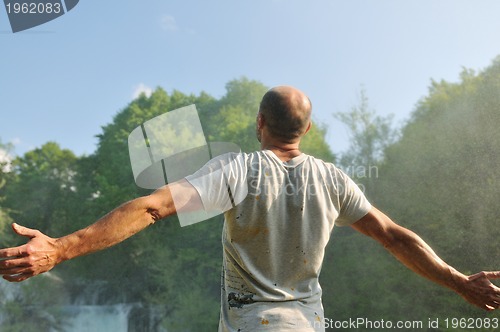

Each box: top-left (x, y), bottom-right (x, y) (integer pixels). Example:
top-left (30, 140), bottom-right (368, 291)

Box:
top-left (186, 150), bottom-right (371, 331)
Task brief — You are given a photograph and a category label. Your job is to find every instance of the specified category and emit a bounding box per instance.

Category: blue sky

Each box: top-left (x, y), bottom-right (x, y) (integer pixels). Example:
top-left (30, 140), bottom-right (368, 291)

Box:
top-left (2, 0), bottom-right (500, 158)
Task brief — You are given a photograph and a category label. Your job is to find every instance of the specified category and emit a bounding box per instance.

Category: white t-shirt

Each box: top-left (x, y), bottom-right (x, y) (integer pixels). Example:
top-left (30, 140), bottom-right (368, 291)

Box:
top-left (186, 150), bottom-right (371, 331)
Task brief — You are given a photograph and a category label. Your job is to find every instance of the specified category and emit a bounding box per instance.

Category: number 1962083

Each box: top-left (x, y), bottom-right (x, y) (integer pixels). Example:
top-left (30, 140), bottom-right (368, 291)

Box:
top-left (443, 317), bottom-right (499, 329)
top-left (5, 2), bottom-right (62, 14)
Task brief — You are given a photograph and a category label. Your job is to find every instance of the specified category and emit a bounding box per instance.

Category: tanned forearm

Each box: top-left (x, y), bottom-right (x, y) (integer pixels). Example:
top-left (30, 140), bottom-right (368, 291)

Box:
top-left (352, 207), bottom-right (500, 311)
top-left (0, 185), bottom-right (177, 282)
top-left (56, 196), bottom-right (162, 263)
top-left (378, 222), bottom-right (465, 291)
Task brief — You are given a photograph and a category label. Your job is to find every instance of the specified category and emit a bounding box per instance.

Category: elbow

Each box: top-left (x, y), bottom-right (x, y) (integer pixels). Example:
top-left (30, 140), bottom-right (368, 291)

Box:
top-left (138, 189), bottom-right (175, 224)
top-left (146, 208), bottom-right (162, 223)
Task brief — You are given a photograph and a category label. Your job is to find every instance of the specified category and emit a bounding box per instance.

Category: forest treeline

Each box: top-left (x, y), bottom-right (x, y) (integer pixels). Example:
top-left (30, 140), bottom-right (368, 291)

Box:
top-left (1, 56), bottom-right (500, 331)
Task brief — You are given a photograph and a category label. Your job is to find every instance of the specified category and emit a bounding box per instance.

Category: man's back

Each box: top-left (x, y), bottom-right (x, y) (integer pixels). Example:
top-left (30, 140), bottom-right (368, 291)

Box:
top-left (187, 150), bottom-right (371, 331)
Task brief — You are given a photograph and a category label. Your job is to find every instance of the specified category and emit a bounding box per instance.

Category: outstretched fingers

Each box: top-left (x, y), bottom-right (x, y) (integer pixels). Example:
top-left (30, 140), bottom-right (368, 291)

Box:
top-left (0, 250), bottom-right (33, 282)
top-left (0, 245), bottom-right (28, 260)
top-left (0, 249), bottom-right (52, 282)
top-left (482, 271), bottom-right (500, 281)
top-left (486, 272), bottom-right (500, 309)
top-left (0, 224), bottom-right (56, 282)
top-left (465, 271), bottom-right (500, 311)
top-left (0, 223), bottom-right (39, 262)
top-left (0, 247), bottom-right (29, 273)
top-left (468, 271), bottom-right (500, 284)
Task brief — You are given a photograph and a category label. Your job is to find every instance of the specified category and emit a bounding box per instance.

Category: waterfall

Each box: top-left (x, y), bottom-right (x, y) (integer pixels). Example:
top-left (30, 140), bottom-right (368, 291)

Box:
top-left (0, 277), bottom-right (167, 331)
top-left (61, 303), bottom-right (133, 332)
top-left (60, 303), bottom-right (168, 332)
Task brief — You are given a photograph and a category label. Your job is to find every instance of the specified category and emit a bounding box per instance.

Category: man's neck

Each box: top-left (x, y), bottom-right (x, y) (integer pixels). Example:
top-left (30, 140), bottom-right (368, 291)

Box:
top-left (261, 143), bottom-right (302, 162)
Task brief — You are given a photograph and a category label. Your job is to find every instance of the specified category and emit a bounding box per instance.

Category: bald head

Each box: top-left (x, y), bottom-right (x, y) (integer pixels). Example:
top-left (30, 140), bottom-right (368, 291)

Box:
top-left (258, 86), bottom-right (312, 143)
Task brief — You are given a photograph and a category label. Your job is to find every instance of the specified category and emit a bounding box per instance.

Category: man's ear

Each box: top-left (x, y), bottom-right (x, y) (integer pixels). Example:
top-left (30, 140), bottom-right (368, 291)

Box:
top-left (257, 112), bottom-right (265, 130)
top-left (304, 121), bottom-right (312, 134)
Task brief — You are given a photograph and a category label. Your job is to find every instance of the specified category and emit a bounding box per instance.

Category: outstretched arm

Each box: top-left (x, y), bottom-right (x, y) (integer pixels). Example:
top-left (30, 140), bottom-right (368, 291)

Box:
top-left (351, 207), bottom-right (500, 311)
top-left (0, 179), bottom-right (201, 282)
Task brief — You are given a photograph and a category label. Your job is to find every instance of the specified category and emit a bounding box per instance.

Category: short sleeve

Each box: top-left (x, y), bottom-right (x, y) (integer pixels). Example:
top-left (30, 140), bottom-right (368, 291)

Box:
top-left (334, 169), bottom-right (372, 226)
top-left (185, 152), bottom-right (249, 213)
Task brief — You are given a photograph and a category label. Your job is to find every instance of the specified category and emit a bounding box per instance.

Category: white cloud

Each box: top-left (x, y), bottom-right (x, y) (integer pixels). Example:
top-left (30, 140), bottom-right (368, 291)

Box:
top-left (10, 137), bottom-right (21, 146)
top-left (160, 15), bottom-right (179, 32)
top-left (132, 83), bottom-right (153, 99)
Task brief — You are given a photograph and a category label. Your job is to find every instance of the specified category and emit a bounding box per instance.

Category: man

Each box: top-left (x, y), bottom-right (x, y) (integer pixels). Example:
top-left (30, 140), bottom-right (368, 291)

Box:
top-left (1, 86), bottom-right (499, 331)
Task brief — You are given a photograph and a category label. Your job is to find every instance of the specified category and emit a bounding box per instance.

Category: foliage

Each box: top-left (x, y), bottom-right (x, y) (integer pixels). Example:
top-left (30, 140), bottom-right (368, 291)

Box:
top-left (322, 58), bottom-right (500, 324)
top-left (333, 87), bottom-right (398, 169)
top-left (1, 142), bottom-right (78, 237)
top-left (375, 59), bottom-right (500, 274)
top-left (5, 62), bottom-right (500, 329)
top-left (0, 77), bottom-right (335, 329)
top-left (204, 77), bottom-right (334, 160)
top-left (0, 276), bottom-right (69, 331)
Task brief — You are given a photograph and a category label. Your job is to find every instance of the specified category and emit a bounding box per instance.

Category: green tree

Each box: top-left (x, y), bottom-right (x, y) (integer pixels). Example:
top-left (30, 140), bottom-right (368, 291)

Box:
top-left (208, 77), bottom-right (334, 160)
top-left (321, 90), bottom-right (403, 323)
top-left (323, 58), bottom-right (500, 323)
top-left (0, 140), bottom-right (69, 330)
top-left (0, 276), bottom-right (69, 332)
top-left (0, 78), bottom-right (336, 330)
top-left (55, 87), bottom-right (224, 328)
top-left (1, 142), bottom-right (78, 236)
top-left (333, 87), bottom-right (398, 169)
top-left (75, 77), bottom-right (335, 329)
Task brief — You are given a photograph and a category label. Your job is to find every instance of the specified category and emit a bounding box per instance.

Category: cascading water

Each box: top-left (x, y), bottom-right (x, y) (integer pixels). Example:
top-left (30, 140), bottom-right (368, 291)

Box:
top-left (0, 277), bottom-right (167, 331)
top-left (62, 303), bottom-right (134, 332)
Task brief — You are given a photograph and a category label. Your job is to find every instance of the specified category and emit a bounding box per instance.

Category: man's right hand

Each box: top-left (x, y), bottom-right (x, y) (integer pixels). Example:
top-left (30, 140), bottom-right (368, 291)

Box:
top-left (0, 223), bottom-right (61, 282)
